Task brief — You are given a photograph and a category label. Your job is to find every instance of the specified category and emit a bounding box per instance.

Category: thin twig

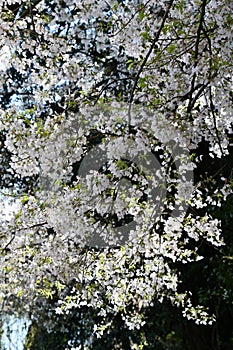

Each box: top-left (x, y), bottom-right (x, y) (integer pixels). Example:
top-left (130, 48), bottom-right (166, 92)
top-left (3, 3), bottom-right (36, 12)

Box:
top-left (108, 0), bottom-right (151, 38)
top-left (19, 0), bottom-right (42, 19)
top-left (209, 86), bottom-right (224, 157)
top-left (128, 0), bottom-right (175, 128)
top-left (1, 221), bottom-right (48, 252)
top-left (187, 0), bottom-right (207, 119)
top-left (29, 0), bottom-right (40, 43)
top-left (202, 19), bottom-right (224, 157)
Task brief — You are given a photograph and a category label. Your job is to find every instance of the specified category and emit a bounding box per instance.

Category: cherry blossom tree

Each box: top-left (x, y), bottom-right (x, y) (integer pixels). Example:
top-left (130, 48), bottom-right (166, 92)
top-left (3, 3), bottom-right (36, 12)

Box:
top-left (0, 0), bottom-right (233, 348)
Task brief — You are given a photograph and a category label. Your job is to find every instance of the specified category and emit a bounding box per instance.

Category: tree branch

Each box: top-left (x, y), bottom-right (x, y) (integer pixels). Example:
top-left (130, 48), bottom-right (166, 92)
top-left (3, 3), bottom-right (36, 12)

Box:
top-left (186, 0), bottom-right (207, 119)
top-left (19, 0), bottom-right (42, 19)
top-left (128, 0), bottom-right (175, 127)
